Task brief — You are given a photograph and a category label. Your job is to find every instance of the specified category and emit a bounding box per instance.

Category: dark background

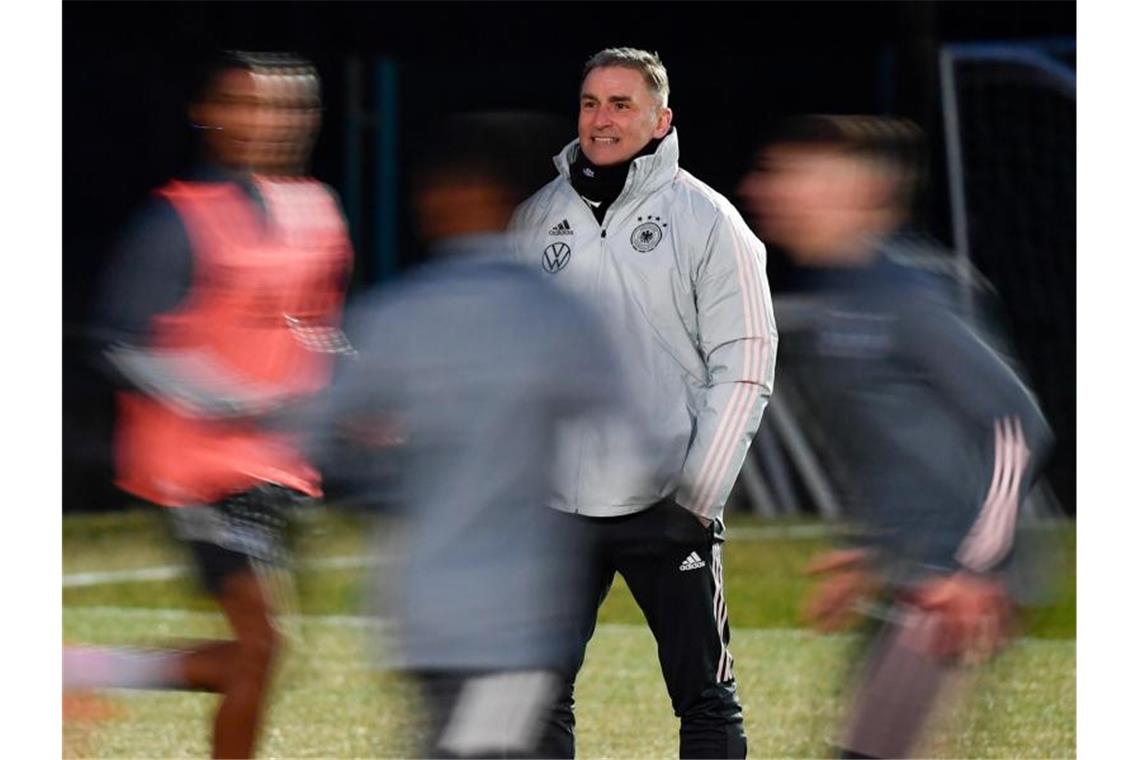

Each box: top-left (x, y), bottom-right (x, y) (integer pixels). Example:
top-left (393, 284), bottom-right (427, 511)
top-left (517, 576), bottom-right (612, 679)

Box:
top-left (63, 1), bottom-right (1076, 513)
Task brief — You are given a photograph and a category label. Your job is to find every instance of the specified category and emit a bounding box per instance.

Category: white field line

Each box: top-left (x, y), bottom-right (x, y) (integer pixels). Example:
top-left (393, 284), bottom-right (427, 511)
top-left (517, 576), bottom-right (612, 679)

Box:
top-left (64, 604), bottom-right (392, 630)
top-left (62, 527), bottom-right (831, 588)
top-left (63, 554), bottom-right (395, 588)
top-left (62, 606), bottom-right (1073, 646)
top-left (64, 565), bottom-right (187, 587)
top-left (61, 605), bottom-right (828, 638)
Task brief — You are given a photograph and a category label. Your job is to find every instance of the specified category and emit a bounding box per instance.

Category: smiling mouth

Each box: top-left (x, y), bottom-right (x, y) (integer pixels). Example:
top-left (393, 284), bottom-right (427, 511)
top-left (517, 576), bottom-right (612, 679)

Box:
top-left (592, 136), bottom-right (619, 144)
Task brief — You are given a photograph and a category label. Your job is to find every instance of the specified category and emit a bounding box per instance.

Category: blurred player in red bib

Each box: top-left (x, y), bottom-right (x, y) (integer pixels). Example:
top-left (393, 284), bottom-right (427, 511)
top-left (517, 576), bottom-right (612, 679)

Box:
top-left (66, 52), bottom-right (352, 759)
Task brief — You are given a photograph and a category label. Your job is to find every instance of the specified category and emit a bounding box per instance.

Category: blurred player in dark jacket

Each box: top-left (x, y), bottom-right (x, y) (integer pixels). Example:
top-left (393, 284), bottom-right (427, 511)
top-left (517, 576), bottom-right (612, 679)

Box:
top-left (65, 52), bottom-right (352, 759)
top-left (309, 112), bottom-right (622, 759)
top-left (738, 115), bottom-right (1054, 759)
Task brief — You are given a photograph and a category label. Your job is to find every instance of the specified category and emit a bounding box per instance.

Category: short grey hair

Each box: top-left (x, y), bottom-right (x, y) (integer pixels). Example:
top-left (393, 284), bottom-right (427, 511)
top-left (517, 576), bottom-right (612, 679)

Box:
top-left (582, 47), bottom-right (670, 110)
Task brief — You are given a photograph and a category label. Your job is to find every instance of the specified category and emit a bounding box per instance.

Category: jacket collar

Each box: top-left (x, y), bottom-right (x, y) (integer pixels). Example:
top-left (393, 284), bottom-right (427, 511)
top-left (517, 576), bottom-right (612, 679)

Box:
top-left (554, 128), bottom-right (680, 206)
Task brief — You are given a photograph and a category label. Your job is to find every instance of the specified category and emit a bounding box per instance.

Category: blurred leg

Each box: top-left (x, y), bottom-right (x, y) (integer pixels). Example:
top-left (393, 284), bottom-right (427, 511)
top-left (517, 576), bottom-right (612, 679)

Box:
top-left (63, 567), bottom-right (281, 759)
top-left (64, 491), bottom-right (293, 758)
top-left (210, 568), bottom-right (281, 759)
top-left (839, 609), bottom-right (956, 759)
top-left (175, 497), bottom-right (286, 758)
top-left (536, 518), bottom-right (613, 759)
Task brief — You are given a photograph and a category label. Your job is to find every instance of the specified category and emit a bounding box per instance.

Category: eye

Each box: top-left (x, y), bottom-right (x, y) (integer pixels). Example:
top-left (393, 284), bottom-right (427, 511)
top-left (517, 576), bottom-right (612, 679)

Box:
top-left (615, 102), bottom-right (630, 110)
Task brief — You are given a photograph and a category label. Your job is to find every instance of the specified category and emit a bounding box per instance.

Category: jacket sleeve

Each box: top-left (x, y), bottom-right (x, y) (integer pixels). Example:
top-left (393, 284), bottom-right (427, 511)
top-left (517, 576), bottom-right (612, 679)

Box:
top-left (507, 192), bottom-right (547, 264)
top-left (895, 294), bottom-right (1053, 573)
top-left (675, 210), bottom-right (778, 521)
top-left (94, 197), bottom-right (195, 356)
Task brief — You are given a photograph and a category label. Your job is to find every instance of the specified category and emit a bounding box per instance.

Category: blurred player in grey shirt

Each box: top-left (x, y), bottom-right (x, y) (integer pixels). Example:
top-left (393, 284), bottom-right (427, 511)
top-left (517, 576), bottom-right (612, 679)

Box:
top-left (310, 113), bottom-right (624, 758)
top-left (738, 115), bottom-right (1054, 758)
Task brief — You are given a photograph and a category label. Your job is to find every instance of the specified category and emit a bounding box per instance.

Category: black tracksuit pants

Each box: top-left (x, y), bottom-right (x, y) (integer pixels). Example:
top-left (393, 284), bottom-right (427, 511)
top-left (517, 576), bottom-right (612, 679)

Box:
top-left (539, 498), bottom-right (747, 758)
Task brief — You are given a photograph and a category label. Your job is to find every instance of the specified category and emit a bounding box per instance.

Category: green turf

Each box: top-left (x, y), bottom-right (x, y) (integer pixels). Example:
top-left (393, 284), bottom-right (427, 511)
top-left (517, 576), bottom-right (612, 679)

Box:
top-left (65, 508), bottom-right (1075, 638)
top-left (63, 508), bottom-right (1076, 757)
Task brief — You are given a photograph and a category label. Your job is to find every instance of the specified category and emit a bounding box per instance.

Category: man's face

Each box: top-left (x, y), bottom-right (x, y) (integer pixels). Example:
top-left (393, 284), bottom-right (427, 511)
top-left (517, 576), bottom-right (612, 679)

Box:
top-left (737, 145), bottom-right (886, 265)
top-left (192, 68), bottom-right (267, 169)
top-left (578, 66), bottom-right (672, 166)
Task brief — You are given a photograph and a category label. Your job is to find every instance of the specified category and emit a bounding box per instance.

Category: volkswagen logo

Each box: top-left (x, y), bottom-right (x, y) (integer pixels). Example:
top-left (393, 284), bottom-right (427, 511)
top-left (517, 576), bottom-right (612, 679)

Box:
top-left (543, 242), bottom-right (572, 273)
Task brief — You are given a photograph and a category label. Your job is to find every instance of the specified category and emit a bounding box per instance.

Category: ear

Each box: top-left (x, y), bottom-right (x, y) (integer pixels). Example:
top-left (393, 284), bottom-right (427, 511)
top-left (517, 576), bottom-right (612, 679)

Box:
top-left (653, 107), bottom-right (673, 139)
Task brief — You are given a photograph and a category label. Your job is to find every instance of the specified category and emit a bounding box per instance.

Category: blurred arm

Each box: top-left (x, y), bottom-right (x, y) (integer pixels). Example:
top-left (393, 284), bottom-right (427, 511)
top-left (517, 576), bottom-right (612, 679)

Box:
top-left (300, 296), bottom-right (404, 507)
top-left (104, 344), bottom-right (298, 419)
top-left (94, 197), bottom-right (193, 355)
top-left (95, 197), bottom-right (297, 419)
top-left (896, 295), bottom-right (1054, 573)
top-left (675, 212), bottom-right (779, 522)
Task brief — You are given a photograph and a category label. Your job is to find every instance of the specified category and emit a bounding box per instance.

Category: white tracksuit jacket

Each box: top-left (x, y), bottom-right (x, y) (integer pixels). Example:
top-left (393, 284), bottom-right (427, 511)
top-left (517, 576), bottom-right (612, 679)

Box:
top-left (511, 130), bottom-right (778, 522)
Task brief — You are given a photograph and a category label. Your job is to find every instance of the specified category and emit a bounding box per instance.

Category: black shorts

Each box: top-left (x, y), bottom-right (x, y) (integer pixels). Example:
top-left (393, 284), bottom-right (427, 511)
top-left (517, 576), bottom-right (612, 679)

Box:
top-left (166, 484), bottom-right (310, 596)
top-left (415, 669), bottom-right (560, 759)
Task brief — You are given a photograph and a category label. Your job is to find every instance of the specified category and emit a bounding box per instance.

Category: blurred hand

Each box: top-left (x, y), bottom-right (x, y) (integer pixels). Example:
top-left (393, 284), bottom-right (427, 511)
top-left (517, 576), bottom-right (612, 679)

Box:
top-left (802, 548), bottom-right (878, 632)
top-left (908, 572), bottom-right (1014, 665)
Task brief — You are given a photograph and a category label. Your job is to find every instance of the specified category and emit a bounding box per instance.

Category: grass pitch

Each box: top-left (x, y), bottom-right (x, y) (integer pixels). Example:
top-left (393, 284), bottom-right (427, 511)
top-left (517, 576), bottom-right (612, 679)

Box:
top-left (63, 508), bottom-right (1075, 758)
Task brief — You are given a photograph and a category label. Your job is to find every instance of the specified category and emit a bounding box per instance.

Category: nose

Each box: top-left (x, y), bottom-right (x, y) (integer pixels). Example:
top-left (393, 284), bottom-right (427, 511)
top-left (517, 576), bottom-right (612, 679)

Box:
top-left (592, 106), bottom-right (614, 129)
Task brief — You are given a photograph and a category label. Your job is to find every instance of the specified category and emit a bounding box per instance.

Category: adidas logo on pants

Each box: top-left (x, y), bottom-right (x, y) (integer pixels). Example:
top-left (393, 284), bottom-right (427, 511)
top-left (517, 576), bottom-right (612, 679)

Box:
top-left (679, 551), bottom-right (706, 571)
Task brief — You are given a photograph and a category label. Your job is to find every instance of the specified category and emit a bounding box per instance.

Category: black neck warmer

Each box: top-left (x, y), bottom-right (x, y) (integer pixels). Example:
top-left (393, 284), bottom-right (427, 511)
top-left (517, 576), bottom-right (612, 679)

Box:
top-left (570, 133), bottom-right (666, 223)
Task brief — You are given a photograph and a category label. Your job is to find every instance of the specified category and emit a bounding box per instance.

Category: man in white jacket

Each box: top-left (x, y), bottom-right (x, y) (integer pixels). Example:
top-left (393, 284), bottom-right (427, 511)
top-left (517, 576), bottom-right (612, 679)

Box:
top-left (512, 48), bottom-right (778, 758)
